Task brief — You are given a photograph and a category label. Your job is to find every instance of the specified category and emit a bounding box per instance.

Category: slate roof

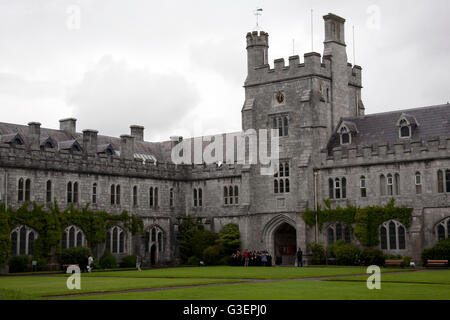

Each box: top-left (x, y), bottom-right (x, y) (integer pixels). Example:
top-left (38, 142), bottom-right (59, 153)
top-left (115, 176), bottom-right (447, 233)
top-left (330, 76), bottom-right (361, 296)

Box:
top-left (328, 104), bottom-right (450, 151)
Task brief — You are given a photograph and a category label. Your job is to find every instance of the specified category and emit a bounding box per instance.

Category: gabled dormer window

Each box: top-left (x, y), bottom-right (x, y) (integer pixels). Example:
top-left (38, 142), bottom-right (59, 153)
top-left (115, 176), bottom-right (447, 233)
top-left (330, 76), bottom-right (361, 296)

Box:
top-left (337, 121), bottom-right (357, 146)
top-left (396, 113), bottom-right (418, 139)
top-left (340, 127), bottom-right (350, 145)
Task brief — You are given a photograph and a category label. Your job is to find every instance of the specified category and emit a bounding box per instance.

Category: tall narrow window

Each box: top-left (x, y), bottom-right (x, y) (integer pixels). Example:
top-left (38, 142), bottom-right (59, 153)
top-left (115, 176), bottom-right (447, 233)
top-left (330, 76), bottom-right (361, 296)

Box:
top-left (380, 226), bottom-right (387, 250)
top-left (18, 178), bottom-right (24, 202)
top-left (133, 186), bottom-right (138, 207)
top-left (234, 186), bottom-right (239, 204)
top-left (446, 170), bottom-right (450, 193)
top-left (335, 178), bottom-right (341, 199)
top-left (119, 232), bottom-right (124, 253)
top-left (342, 178), bottom-right (347, 199)
top-left (394, 173), bottom-right (400, 195)
top-left (437, 170), bottom-right (444, 193)
top-left (76, 231), bottom-right (82, 247)
top-left (25, 179), bottom-right (31, 201)
top-left (415, 172), bottom-right (422, 194)
top-left (169, 188), bottom-right (174, 207)
top-left (46, 180), bottom-right (52, 203)
top-left (398, 226), bottom-right (406, 250)
top-left (274, 180), bottom-right (279, 194)
top-left (283, 116), bottom-right (289, 136)
top-left (19, 226), bottom-right (26, 255)
top-left (198, 188), bottom-right (203, 207)
top-left (229, 186), bottom-right (233, 205)
top-left (279, 179), bottom-right (284, 193)
top-left (154, 187), bottom-right (158, 207)
top-left (360, 176), bottom-right (367, 198)
top-left (116, 185), bottom-right (120, 205)
top-left (112, 227), bottom-right (118, 253)
top-left (11, 231), bottom-right (17, 255)
top-left (193, 188), bottom-right (198, 207)
top-left (224, 187), bottom-right (228, 205)
top-left (380, 175), bottom-right (386, 196)
top-left (149, 187), bottom-right (153, 207)
top-left (329, 178), bottom-right (334, 199)
top-left (274, 161), bottom-right (290, 194)
top-left (387, 174), bottom-right (393, 196)
top-left (327, 228), bottom-right (334, 245)
top-left (336, 223), bottom-right (342, 240)
top-left (389, 221), bottom-right (397, 250)
top-left (437, 225), bottom-right (445, 241)
top-left (92, 183), bottom-right (97, 204)
top-left (67, 182), bottom-right (73, 203)
top-left (111, 185), bottom-right (115, 205)
top-left (69, 226), bottom-right (75, 249)
top-left (73, 182), bottom-right (79, 203)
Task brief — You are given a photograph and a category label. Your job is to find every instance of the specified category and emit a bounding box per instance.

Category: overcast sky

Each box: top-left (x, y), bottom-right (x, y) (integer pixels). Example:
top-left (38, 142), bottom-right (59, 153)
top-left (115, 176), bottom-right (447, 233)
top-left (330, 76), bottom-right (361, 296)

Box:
top-left (0, 0), bottom-right (449, 141)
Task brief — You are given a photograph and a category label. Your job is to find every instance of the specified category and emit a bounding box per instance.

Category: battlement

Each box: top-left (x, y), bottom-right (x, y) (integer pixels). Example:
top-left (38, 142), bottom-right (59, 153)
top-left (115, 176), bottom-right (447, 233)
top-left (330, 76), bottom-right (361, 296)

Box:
top-left (246, 31), bottom-right (269, 48)
top-left (0, 143), bottom-right (245, 181)
top-left (320, 136), bottom-right (450, 168)
top-left (347, 63), bottom-right (362, 87)
top-left (245, 52), bottom-right (332, 86)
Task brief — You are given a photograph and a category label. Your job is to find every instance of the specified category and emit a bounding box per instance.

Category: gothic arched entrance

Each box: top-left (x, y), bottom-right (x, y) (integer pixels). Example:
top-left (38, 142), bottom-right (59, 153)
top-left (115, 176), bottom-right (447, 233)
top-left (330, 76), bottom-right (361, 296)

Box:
top-left (273, 223), bottom-right (296, 265)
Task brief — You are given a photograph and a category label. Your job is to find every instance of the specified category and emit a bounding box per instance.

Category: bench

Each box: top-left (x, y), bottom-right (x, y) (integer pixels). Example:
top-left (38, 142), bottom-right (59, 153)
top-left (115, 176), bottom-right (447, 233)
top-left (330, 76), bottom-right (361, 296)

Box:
top-left (426, 260), bottom-right (448, 267)
top-left (384, 260), bottom-right (403, 267)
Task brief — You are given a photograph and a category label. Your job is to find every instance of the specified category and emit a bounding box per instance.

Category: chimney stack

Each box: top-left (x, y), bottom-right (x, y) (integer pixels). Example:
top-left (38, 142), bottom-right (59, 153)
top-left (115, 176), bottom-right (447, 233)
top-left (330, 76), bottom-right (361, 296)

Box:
top-left (28, 122), bottom-right (41, 150)
top-left (120, 134), bottom-right (135, 160)
top-left (82, 129), bottom-right (98, 154)
top-left (59, 118), bottom-right (77, 136)
top-left (130, 125), bottom-right (144, 141)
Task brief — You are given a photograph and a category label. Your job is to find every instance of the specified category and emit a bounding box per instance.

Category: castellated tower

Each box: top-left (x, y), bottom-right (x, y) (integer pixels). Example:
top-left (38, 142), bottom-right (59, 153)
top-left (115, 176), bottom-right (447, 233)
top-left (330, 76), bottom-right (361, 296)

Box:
top-left (241, 13), bottom-right (364, 221)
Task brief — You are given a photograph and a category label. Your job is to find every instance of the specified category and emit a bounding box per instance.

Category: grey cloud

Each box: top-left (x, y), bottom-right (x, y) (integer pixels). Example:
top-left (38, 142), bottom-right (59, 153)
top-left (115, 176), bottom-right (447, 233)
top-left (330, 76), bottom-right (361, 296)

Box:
top-left (67, 55), bottom-right (200, 140)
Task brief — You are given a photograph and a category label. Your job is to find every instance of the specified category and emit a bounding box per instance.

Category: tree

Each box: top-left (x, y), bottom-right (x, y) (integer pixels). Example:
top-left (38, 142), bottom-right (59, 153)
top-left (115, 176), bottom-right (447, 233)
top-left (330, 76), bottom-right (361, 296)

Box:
top-left (0, 211), bottom-right (10, 267)
top-left (217, 224), bottom-right (241, 256)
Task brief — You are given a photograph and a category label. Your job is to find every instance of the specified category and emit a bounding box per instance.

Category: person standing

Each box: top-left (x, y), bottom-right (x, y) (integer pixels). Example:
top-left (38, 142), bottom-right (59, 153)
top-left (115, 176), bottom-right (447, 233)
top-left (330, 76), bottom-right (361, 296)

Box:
top-left (261, 251), bottom-right (267, 267)
top-left (244, 249), bottom-right (249, 267)
top-left (296, 248), bottom-right (303, 267)
top-left (87, 255), bottom-right (94, 272)
top-left (136, 255), bottom-right (142, 271)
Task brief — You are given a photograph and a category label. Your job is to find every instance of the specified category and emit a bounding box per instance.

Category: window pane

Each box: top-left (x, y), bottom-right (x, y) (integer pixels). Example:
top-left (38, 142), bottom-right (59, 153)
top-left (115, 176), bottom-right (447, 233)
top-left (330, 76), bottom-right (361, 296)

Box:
top-left (329, 179), bottom-right (334, 199)
top-left (342, 133), bottom-right (350, 144)
top-left (92, 183), bottom-right (97, 204)
top-left (11, 231), bottom-right (18, 255)
top-left (229, 186), bottom-right (233, 205)
top-left (73, 182), bottom-right (78, 203)
top-left (284, 162), bottom-right (289, 177)
top-left (279, 163), bottom-right (284, 177)
top-left (395, 174), bottom-right (400, 195)
top-left (198, 188), bottom-right (202, 206)
top-left (158, 233), bottom-right (162, 252)
top-left (274, 180), bottom-right (278, 194)
top-left (68, 182), bottom-right (72, 203)
top-left (150, 187), bottom-right (153, 206)
top-left (18, 178), bottom-right (24, 201)
top-left (154, 187), bottom-right (158, 207)
top-left (280, 179), bottom-right (284, 193)
top-left (437, 170), bottom-right (444, 193)
top-left (380, 175), bottom-right (386, 196)
top-left (234, 186), bottom-right (239, 204)
top-left (111, 185), bottom-right (115, 205)
top-left (342, 178), bottom-right (347, 199)
top-left (327, 228), bottom-right (334, 245)
top-left (389, 222), bottom-right (397, 250)
top-left (193, 189), bottom-right (197, 207)
top-left (446, 170), bottom-right (450, 193)
top-left (116, 185), bottom-right (121, 205)
top-left (76, 231), bottom-right (82, 247)
top-left (224, 187), bottom-right (228, 205)
top-left (285, 179), bottom-right (290, 193)
top-left (119, 231), bottom-right (124, 253)
top-left (69, 227), bottom-right (75, 249)
top-left (398, 226), bottom-right (406, 249)
top-left (336, 224), bottom-right (342, 240)
top-left (283, 117), bottom-right (288, 136)
top-left (113, 228), bottom-right (118, 253)
top-left (380, 226), bottom-right (387, 250)
top-left (400, 126), bottom-right (410, 137)
top-left (19, 227), bottom-right (26, 255)
top-left (46, 180), bottom-right (52, 202)
top-left (437, 225), bottom-right (445, 241)
top-left (25, 179), bottom-right (31, 201)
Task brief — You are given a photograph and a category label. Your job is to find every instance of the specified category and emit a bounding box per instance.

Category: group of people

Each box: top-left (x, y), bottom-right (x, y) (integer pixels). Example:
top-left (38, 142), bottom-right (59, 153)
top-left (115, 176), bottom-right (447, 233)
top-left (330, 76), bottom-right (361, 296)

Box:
top-left (231, 249), bottom-right (273, 267)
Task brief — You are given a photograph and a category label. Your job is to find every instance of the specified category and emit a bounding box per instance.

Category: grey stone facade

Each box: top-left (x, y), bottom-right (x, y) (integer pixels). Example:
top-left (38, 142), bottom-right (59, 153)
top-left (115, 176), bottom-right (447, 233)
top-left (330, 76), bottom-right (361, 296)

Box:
top-left (1, 13), bottom-right (449, 266)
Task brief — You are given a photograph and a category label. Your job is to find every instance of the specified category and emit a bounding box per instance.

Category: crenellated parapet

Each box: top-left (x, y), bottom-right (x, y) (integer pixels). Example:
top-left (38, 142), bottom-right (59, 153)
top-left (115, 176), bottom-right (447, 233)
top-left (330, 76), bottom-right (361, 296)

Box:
top-left (245, 52), bottom-right (331, 87)
top-left (0, 143), bottom-right (246, 181)
top-left (348, 63), bottom-right (362, 88)
top-left (320, 136), bottom-right (450, 168)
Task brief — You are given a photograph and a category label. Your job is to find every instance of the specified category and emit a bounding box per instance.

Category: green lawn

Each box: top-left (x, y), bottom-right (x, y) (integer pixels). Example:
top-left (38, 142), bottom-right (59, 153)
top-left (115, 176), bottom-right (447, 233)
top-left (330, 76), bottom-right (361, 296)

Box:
top-left (0, 266), bottom-right (448, 300)
top-left (76, 266), bottom-right (412, 280)
top-left (64, 279), bottom-right (450, 300)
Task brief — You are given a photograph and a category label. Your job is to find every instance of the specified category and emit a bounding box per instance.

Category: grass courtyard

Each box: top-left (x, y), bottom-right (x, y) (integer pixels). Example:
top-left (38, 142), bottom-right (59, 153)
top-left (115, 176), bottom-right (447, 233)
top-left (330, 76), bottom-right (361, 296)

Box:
top-left (0, 266), bottom-right (448, 300)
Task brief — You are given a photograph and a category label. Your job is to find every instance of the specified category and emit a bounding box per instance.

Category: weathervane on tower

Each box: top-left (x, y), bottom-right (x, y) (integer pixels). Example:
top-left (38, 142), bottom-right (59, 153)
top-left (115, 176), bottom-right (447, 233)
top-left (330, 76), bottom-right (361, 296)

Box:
top-left (253, 7), bottom-right (263, 31)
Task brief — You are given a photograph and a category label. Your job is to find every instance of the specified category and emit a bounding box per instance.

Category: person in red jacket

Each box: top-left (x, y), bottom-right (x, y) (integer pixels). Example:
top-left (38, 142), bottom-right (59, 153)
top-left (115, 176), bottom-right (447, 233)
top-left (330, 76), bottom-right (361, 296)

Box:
top-left (244, 249), bottom-right (249, 267)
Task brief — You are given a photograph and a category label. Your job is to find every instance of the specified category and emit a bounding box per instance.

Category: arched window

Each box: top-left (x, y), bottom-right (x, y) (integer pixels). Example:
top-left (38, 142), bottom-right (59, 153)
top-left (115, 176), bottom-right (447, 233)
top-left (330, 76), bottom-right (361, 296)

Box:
top-left (415, 172), bottom-right (422, 194)
top-left (380, 175), bottom-right (386, 196)
top-left (10, 226), bottom-right (38, 256)
top-left (394, 173), bottom-right (400, 195)
top-left (92, 183), bottom-right (97, 204)
top-left (154, 187), bottom-right (158, 207)
top-left (198, 188), bottom-right (203, 207)
top-left (326, 223), bottom-right (351, 244)
top-left (149, 187), bottom-right (154, 207)
top-left (157, 232), bottom-right (162, 252)
top-left (274, 161), bottom-right (290, 194)
top-left (62, 225), bottom-right (85, 249)
top-left (280, 179), bottom-right (284, 193)
top-left (111, 184), bottom-right (116, 205)
top-left (342, 178), bottom-right (347, 199)
top-left (145, 226), bottom-right (164, 258)
top-left (106, 226), bottom-right (126, 254)
top-left (234, 186), bottom-right (239, 204)
top-left (46, 180), bottom-right (52, 203)
top-left (25, 179), bottom-right (31, 201)
top-left (327, 228), bottom-right (334, 245)
top-left (169, 188), bottom-right (174, 207)
top-left (224, 187), bottom-right (228, 205)
top-left (67, 182), bottom-right (73, 203)
top-left (133, 185), bottom-right (138, 207)
top-left (18, 178), bottom-right (24, 202)
top-left (340, 126), bottom-right (350, 145)
top-left (437, 170), bottom-right (444, 193)
top-left (329, 178), bottom-right (334, 199)
top-left (274, 180), bottom-right (279, 194)
top-left (446, 170), bottom-right (450, 193)
top-left (115, 185), bottom-right (121, 205)
top-left (334, 178), bottom-right (341, 199)
top-left (380, 220), bottom-right (407, 251)
top-left (399, 120), bottom-right (411, 138)
top-left (73, 182), bottom-right (79, 203)
top-left (285, 179), bottom-right (290, 193)
top-left (229, 186), bottom-right (233, 205)
top-left (387, 174), bottom-right (393, 196)
top-left (435, 217), bottom-right (450, 241)
top-left (193, 188), bottom-right (198, 207)
top-left (283, 116), bottom-right (289, 136)
top-left (360, 176), bottom-right (367, 198)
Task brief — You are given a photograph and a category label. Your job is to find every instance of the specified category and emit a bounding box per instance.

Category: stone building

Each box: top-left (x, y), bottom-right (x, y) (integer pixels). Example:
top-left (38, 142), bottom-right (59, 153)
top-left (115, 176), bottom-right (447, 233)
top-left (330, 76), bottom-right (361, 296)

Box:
top-left (1, 13), bottom-right (449, 266)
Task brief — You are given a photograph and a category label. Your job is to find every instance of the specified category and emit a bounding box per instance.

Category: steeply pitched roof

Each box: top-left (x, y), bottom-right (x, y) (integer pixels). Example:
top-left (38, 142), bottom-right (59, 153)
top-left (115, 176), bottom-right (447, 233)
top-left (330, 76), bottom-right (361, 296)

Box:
top-left (328, 104), bottom-right (450, 151)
